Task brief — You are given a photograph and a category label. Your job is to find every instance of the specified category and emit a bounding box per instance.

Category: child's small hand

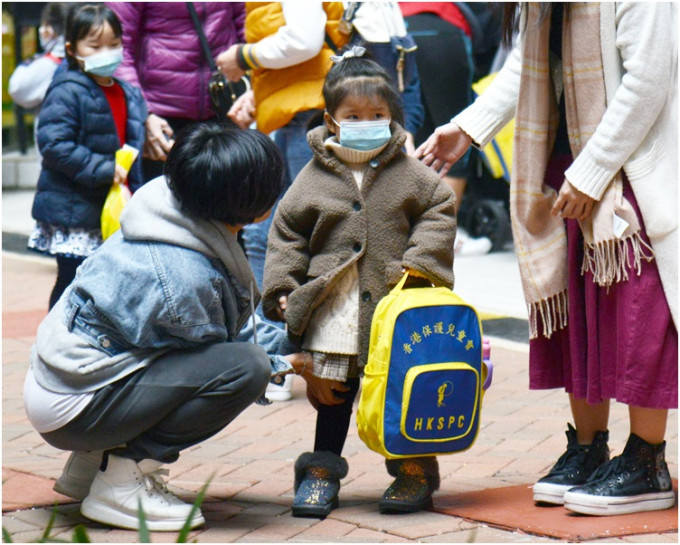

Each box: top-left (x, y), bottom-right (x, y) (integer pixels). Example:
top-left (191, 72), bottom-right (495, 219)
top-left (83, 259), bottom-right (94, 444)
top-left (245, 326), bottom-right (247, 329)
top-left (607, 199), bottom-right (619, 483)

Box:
top-left (304, 375), bottom-right (350, 409)
top-left (113, 163), bottom-right (128, 185)
top-left (276, 294), bottom-right (288, 321)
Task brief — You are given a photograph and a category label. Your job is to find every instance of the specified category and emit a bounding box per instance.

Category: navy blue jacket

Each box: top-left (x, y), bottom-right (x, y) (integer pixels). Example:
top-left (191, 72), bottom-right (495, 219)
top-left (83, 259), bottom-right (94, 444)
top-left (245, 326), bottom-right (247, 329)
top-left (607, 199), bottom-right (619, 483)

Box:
top-left (32, 67), bottom-right (147, 230)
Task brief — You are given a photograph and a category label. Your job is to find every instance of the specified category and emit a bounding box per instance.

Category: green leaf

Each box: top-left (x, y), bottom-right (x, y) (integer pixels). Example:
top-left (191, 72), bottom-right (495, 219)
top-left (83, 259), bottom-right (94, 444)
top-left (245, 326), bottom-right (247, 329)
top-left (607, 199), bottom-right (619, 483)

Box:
top-left (176, 476), bottom-right (212, 543)
top-left (70, 525), bottom-right (91, 543)
top-left (137, 498), bottom-right (150, 543)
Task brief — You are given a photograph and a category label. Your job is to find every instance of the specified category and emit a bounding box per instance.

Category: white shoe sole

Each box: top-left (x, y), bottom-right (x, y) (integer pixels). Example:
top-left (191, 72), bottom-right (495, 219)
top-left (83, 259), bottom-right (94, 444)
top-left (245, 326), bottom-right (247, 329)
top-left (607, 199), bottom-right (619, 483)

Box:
top-left (81, 496), bottom-right (205, 531)
top-left (532, 482), bottom-right (574, 505)
top-left (563, 489), bottom-right (676, 516)
top-left (264, 390), bottom-right (292, 401)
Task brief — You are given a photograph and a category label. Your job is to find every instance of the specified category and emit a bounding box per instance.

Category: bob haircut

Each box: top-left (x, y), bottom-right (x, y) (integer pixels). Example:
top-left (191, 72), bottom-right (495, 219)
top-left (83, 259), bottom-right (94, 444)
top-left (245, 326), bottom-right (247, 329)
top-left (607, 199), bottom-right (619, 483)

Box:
top-left (165, 123), bottom-right (285, 225)
top-left (64, 4), bottom-right (123, 70)
top-left (322, 52), bottom-right (404, 128)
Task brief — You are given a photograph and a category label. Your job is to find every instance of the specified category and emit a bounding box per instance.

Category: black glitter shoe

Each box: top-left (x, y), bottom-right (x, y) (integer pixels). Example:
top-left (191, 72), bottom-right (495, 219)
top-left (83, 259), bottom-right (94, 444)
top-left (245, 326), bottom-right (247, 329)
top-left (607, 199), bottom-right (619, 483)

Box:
top-left (379, 457), bottom-right (440, 514)
top-left (292, 451), bottom-right (348, 518)
top-left (533, 423), bottom-right (609, 505)
top-left (563, 433), bottom-right (675, 516)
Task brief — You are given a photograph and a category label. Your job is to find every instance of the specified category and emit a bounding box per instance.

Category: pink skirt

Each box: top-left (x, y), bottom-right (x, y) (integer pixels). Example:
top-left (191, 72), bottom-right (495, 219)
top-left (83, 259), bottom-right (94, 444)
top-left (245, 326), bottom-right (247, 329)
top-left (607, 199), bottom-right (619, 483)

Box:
top-left (528, 155), bottom-right (678, 409)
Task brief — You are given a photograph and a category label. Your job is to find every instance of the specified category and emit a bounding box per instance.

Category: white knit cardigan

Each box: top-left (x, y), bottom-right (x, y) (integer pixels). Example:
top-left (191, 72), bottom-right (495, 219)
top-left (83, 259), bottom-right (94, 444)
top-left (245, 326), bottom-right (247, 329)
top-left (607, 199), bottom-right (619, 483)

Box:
top-left (454, 2), bottom-right (678, 326)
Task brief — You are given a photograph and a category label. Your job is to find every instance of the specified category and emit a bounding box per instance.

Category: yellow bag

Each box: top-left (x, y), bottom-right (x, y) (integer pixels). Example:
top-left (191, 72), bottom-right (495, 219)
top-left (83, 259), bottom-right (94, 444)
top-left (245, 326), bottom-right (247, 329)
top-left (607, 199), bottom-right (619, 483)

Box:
top-left (471, 73), bottom-right (514, 182)
top-left (100, 145), bottom-right (138, 240)
top-left (357, 273), bottom-right (488, 459)
top-left (100, 182), bottom-right (131, 240)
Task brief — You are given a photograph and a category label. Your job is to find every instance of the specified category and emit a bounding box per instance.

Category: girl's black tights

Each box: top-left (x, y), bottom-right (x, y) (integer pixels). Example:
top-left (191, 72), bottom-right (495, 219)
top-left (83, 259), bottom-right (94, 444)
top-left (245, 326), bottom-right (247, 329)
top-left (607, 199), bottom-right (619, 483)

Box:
top-left (49, 255), bottom-right (86, 310)
top-left (313, 377), bottom-right (361, 456)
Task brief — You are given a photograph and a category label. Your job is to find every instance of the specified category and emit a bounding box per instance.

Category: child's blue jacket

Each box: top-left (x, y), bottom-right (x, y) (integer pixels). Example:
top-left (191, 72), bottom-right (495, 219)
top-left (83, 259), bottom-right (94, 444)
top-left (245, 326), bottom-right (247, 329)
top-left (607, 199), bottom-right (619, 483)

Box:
top-left (32, 67), bottom-right (148, 230)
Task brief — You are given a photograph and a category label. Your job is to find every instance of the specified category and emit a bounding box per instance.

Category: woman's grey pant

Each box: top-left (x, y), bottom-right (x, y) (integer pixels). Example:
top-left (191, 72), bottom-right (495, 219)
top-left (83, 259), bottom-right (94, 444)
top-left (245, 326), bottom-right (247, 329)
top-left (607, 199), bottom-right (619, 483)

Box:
top-left (41, 343), bottom-right (271, 463)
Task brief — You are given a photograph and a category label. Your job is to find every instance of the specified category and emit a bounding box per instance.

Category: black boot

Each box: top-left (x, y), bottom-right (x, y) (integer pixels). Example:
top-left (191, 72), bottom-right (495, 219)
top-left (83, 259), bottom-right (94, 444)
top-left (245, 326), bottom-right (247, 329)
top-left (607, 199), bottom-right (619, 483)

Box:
top-left (563, 433), bottom-right (675, 516)
top-left (379, 457), bottom-right (440, 513)
top-left (533, 423), bottom-right (609, 505)
top-left (292, 451), bottom-right (348, 518)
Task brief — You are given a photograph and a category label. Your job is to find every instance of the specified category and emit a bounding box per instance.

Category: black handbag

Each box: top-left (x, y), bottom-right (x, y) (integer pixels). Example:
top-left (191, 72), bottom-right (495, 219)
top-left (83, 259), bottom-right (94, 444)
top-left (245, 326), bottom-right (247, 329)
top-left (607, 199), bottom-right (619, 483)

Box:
top-left (186, 2), bottom-right (249, 119)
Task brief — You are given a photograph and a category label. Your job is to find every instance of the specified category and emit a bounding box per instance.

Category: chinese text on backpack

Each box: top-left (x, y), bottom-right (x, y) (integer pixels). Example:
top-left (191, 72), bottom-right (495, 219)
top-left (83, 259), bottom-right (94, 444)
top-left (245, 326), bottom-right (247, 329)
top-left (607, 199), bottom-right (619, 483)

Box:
top-left (357, 273), bottom-right (487, 459)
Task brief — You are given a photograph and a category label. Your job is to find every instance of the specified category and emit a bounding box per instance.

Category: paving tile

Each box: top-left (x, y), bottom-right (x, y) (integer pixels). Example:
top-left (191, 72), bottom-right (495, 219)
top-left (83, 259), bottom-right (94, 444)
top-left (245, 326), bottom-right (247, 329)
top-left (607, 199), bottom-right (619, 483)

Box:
top-left (236, 521), bottom-right (306, 542)
top-left (342, 527), bottom-right (412, 542)
top-left (434, 482), bottom-right (678, 541)
top-left (294, 517), bottom-right (356, 540)
top-left (2, 469), bottom-right (73, 511)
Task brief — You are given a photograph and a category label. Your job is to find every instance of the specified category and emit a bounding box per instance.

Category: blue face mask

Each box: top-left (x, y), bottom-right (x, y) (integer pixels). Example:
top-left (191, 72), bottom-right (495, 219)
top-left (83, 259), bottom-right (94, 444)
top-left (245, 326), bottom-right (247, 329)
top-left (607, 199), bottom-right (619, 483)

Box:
top-left (333, 118), bottom-right (391, 151)
top-left (77, 47), bottom-right (123, 77)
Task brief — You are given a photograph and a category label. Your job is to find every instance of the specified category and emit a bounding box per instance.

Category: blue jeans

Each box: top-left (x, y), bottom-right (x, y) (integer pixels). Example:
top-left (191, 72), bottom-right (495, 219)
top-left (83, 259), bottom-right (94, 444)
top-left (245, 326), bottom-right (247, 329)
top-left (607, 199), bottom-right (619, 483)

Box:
top-left (242, 110), bottom-right (318, 321)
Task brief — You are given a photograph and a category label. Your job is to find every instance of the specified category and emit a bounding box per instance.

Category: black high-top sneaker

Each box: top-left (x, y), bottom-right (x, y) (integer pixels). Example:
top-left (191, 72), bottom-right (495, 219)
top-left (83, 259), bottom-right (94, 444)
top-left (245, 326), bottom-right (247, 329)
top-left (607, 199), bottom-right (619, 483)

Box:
top-left (533, 423), bottom-right (610, 505)
top-left (563, 433), bottom-right (675, 516)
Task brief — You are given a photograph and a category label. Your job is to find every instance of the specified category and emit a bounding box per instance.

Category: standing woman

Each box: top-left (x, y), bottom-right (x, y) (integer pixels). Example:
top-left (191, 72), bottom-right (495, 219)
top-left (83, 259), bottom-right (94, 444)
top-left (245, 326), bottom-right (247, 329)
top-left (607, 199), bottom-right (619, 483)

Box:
top-left (416, 2), bottom-right (677, 516)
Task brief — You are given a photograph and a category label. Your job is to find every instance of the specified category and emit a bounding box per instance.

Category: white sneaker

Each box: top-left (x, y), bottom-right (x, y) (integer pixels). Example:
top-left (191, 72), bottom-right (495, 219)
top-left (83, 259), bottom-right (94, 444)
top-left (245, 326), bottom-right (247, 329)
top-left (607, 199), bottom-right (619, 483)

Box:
top-left (54, 450), bottom-right (104, 500)
top-left (81, 454), bottom-right (205, 531)
top-left (265, 373), bottom-right (294, 401)
top-left (454, 229), bottom-right (493, 257)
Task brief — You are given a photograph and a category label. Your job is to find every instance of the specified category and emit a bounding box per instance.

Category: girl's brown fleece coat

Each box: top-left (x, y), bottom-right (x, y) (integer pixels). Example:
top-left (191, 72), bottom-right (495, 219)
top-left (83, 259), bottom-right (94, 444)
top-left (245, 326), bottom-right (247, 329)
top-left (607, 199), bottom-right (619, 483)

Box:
top-left (262, 123), bottom-right (456, 370)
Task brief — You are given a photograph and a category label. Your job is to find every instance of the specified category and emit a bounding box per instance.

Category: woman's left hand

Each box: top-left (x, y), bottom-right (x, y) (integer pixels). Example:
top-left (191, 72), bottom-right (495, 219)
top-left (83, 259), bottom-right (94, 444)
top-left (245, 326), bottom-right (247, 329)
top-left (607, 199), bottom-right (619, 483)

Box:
top-left (552, 178), bottom-right (596, 220)
top-left (216, 44), bottom-right (246, 82)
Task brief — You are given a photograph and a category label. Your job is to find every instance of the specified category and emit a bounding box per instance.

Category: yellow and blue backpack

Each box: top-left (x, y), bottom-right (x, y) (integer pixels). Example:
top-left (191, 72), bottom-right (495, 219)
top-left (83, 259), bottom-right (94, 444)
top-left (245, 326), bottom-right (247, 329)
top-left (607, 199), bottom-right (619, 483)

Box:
top-left (357, 272), bottom-right (489, 459)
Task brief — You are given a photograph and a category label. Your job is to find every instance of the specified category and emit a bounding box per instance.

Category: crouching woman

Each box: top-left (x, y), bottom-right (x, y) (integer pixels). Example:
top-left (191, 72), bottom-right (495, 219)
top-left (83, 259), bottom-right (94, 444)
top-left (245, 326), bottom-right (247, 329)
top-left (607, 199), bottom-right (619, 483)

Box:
top-left (23, 123), bottom-right (310, 532)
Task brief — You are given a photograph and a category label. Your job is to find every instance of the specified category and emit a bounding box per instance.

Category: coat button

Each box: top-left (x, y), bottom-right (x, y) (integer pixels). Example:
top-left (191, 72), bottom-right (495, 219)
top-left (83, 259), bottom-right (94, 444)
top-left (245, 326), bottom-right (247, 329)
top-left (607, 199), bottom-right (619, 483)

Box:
top-left (101, 338), bottom-right (111, 348)
top-left (353, 242), bottom-right (362, 252)
top-left (362, 291), bottom-right (372, 302)
top-left (353, 201), bottom-right (362, 211)
top-left (369, 159), bottom-right (379, 168)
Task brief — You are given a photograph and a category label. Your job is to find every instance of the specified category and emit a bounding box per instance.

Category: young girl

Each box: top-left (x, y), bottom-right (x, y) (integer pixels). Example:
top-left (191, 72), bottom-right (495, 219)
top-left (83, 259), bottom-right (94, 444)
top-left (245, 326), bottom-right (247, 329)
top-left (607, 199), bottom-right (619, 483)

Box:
top-left (262, 47), bottom-right (456, 517)
top-left (28, 4), bottom-right (147, 309)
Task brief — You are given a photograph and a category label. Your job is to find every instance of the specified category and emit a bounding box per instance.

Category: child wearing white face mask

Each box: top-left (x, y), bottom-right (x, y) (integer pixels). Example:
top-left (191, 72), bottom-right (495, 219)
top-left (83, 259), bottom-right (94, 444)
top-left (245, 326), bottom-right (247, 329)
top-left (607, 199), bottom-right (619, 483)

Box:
top-left (262, 46), bottom-right (456, 518)
top-left (28, 3), bottom-right (147, 310)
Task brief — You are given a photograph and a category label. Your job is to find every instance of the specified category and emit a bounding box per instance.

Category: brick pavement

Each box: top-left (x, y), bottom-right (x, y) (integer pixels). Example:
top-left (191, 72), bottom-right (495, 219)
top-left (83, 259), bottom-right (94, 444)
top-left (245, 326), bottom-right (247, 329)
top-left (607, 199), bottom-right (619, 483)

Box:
top-left (2, 251), bottom-right (677, 543)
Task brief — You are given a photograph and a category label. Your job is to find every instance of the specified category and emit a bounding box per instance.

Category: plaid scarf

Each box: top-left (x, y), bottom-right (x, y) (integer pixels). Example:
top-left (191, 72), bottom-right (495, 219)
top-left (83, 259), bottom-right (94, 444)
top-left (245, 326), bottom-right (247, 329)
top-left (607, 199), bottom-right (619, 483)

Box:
top-left (512, 3), bottom-right (653, 339)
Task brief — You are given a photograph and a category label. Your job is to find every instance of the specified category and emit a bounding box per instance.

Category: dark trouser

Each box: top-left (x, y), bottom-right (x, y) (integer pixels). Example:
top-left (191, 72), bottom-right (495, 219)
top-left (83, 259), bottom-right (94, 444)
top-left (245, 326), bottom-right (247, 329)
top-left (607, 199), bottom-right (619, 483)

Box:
top-left (49, 255), bottom-right (86, 310)
top-left (42, 343), bottom-right (271, 463)
top-left (313, 378), bottom-right (361, 456)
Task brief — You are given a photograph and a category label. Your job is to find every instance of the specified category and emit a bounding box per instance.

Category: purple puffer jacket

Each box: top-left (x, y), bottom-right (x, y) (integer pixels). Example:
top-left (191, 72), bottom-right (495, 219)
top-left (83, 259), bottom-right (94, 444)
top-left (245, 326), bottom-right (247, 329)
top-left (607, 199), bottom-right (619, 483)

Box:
top-left (108, 2), bottom-right (245, 121)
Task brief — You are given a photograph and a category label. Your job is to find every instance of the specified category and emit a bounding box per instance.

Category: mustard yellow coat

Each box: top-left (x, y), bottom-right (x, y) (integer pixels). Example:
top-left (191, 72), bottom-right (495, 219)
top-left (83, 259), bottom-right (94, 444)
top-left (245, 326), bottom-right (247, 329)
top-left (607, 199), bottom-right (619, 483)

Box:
top-left (244, 2), bottom-right (347, 134)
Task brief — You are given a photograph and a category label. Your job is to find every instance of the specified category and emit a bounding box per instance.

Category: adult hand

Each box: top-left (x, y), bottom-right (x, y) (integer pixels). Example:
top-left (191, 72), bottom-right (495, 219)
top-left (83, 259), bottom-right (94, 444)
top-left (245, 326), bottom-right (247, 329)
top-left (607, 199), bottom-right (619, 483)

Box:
top-left (414, 122), bottom-right (472, 178)
top-left (228, 90), bottom-right (255, 129)
top-left (216, 44), bottom-right (246, 82)
top-left (551, 178), bottom-right (595, 220)
top-left (144, 114), bottom-right (174, 161)
top-left (304, 374), bottom-right (350, 410)
top-left (404, 131), bottom-right (416, 156)
top-left (283, 351), bottom-right (313, 375)
top-left (113, 163), bottom-right (127, 185)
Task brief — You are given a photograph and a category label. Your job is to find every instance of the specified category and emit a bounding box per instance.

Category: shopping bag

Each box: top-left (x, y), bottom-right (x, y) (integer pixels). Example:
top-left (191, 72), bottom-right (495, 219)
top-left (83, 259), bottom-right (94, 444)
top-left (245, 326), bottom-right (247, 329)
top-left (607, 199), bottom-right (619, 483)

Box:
top-left (100, 145), bottom-right (138, 240)
top-left (100, 182), bottom-right (131, 240)
top-left (357, 272), bottom-right (488, 459)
